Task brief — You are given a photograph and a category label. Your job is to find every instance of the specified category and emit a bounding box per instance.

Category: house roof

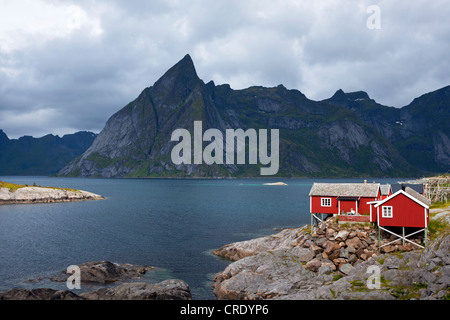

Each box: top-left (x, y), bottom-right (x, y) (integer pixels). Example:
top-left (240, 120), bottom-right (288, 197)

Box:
top-left (374, 186), bottom-right (431, 208)
top-left (309, 183), bottom-right (380, 197)
top-left (380, 184), bottom-right (391, 195)
top-left (391, 183), bottom-right (424, 194)
top-left (404, 186), bottom-right (431, 206)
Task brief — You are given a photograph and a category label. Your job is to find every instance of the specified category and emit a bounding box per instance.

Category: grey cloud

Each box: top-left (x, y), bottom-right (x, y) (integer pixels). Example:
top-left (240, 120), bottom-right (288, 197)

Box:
top-left (0, 0), bottom-right (449, 138)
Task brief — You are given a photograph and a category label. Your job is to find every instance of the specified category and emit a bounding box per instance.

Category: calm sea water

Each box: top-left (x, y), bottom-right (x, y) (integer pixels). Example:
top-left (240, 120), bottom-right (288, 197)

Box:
top-left (0, 176), bottom-right (402, 299)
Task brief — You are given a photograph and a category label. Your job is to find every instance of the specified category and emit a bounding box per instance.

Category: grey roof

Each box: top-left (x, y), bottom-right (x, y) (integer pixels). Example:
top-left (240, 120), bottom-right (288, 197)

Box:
top-left (309, 183), bottom-right (380, 197)
top-left (392, 183), bottom-right (424, 194)
top-left (374, 186), bottom-right (431, 208)
top-left (380, 184), bottom-right (391, 195)
top-left (404, 186), bottom-right (431, 206)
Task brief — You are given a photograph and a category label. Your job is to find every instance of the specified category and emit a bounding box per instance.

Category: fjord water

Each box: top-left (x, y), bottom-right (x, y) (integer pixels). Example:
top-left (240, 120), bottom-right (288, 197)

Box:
top-left (0, 177), bottom-right (399, 299)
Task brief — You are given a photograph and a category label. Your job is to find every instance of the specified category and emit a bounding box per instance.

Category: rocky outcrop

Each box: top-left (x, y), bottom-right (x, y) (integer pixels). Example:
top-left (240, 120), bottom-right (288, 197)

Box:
top-left (80, 280), bottom-right (191, 300)
top-left (212, 227), bottom-right (305, 261)
top-left (50, 261), bottom-right (154, 284)
top-left (0, 261), bottom-right (192, 300)
top-left (0, 288), bottom-right (85, 300)
top-left (0, 280), bottom-right (192, 300)
top-left (213, 219), bottom-right (449, 300)
top-left (0, 186), bottom-right (104, 204)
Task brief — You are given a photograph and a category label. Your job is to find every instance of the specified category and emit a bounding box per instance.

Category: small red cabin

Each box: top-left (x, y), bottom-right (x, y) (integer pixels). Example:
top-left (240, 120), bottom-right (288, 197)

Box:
top-left (309, 182), bottom-right (381, 216)
top-left (370, 186), bottom-right (431, 228)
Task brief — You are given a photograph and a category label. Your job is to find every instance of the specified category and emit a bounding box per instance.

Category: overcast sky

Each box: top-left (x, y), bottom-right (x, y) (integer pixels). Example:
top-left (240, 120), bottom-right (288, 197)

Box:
top-left (0, 0), bottom-right (449, 139)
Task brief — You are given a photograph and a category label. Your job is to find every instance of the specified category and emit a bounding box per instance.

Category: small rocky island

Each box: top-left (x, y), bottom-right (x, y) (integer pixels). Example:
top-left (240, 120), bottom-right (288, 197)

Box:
top-left (0, 180), bottom-right (104, 204)
top-left (0, 261), bottom-right (192, 300)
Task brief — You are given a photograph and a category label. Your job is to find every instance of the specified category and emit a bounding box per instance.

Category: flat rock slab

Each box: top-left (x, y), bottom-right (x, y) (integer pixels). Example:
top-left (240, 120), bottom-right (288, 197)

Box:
top-left (80, 280), bottom-right (192, 300)
top-left (0, 186), bottom-right (104, 204)
top-left (212, 227), bottom-right (307, 261)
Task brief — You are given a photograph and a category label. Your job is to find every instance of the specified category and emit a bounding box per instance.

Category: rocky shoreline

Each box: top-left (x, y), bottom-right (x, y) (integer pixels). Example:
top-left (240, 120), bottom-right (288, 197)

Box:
top-left (212, 211), bottom-right (450, 300)
top-left (1, 209), bottom-right (448, 300)
top-left (0, 186), bottom-right (104, 204)
top-left (0, 261), bottom-right (191, 300)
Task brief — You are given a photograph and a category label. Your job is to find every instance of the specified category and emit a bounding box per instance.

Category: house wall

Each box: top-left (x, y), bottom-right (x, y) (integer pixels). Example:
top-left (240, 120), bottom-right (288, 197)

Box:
top-left (311, 196), bottom-right (376, 215)
top-left (311, 196), bottom-right (338, 214)
top-left (370, 204), bottom-right (377, 222)
top-left (377, 193), bottom-right (428, 228)
top-left (359, 197), bottom-right (375, 215)
top-left (339, 200), bottom-right (356, 214)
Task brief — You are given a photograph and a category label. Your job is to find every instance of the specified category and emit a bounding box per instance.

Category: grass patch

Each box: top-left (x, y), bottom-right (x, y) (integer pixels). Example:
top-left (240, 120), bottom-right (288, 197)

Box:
top-left (0, 180), bottom-right (80, 193)
top-left (428, 219), bottom-right (449, 240)
top-left (350, 280), bottom-right (370, 292)
top-left (0, 180), bottom-right (26, 191)
top-left (430, 200), bottom-right (450, 210)
top-left (333, 274), bottom-right (343, 281)
top-left (330, 288), bottom-right (336, 298)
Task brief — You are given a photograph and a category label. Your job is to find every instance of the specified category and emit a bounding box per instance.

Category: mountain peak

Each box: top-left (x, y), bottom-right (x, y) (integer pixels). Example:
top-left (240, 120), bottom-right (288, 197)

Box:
top-left (329, 89), bottom-right (348, 101)
top-left (346, 91), bottom-right (370, 101)
top-left (162, 54), bottom-right (198, 80)
top-left (0, 129), bottom-right (9, 145)
top-left (181, 53), bottom-right (194, 66)
top-left (151, 54), bottom-right (201, 99)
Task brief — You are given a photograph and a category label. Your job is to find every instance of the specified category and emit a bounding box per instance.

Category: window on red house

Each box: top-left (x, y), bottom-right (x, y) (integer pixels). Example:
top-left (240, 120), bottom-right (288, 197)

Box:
top-left (321, 198), bottom-right (331, 207)
top-left (382, 206), bottom-right (393, 218)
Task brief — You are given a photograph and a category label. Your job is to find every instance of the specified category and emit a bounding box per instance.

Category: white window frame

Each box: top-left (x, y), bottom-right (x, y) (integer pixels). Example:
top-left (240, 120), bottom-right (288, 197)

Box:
top-left (382, 206), bottom-right (393, 218)
top-left (321, 198), bottom-right (331, 207)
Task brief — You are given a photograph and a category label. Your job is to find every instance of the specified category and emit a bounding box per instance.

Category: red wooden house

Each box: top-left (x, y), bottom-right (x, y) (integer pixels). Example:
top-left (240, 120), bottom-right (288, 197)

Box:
top-left (369, 186), bottom-right (431, 248)
top-left (309, 182), bottom-right (381, 216)
top-left (309, 182), bottom-right (430, 247)
top-left (370, 186), bottom-right (430, 228)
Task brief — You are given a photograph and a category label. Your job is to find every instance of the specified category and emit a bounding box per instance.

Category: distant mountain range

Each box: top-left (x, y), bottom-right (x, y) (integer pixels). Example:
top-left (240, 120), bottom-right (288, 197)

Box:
top-left (0, 131), bottom-right (97, 176)
top-left (2, 54), bottom-right (449, 178)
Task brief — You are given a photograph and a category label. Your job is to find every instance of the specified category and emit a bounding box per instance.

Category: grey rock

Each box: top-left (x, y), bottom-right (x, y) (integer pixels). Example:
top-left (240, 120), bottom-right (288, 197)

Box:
top-left (340, 247), bottom-right (349, 259)
top-left (305, 259), bottom-right (322, 272)
top-left (318, 265), bottom-right (333, 275)
top-left (0, 186), bottom-right (104, 205)
top-left (213, 249), bottom-right (315, 300)
top-left (50, 261), bottom-right (155, 284)
top-left (80, 280), bottom-right (191, 300)
top-left (0, 288), bottom-right (85, 300)
top-left (339, 263), bottom-right (353, 275)
top-left (212, 227), bottom-right (307, 261)
top-left (213, 219), bottom-right (450, 300)
top-left (339, 290), bottom-right (395, 300)
top-left (299, 250), bottom-right (316, 263)
top-left (335, 230), bottom-right (350, 242)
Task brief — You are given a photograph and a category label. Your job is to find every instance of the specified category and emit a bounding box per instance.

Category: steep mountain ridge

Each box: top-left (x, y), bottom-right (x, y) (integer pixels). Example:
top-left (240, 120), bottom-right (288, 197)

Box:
top-left (58, 54), bottom-right (448, 178)
top-left (0, 131), bottom-right (97, 175)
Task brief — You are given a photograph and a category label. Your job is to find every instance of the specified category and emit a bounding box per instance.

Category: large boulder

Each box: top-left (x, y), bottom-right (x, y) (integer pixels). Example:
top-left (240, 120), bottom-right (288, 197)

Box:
top-left (212, 227), bottom-right (306, 261)
top-left (213, 248), bottom-right (316, 300)
top-left (80, 280), bottom-right (191, 300)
